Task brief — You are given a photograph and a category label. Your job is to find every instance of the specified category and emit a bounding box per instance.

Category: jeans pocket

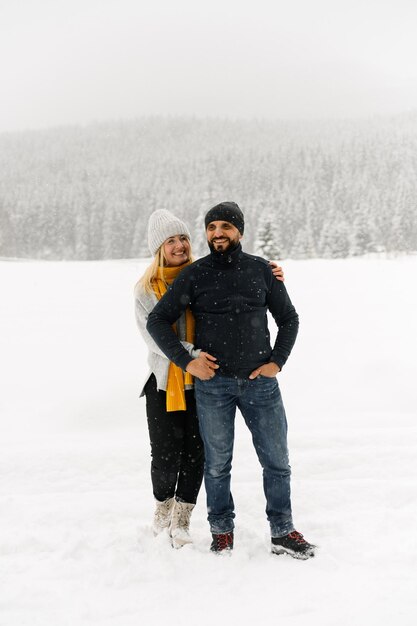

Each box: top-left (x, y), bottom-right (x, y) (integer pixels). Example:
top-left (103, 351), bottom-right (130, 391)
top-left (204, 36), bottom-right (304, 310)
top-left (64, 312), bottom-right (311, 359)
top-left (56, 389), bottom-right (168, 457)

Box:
top-left (252, 375), bottom-right (280, 397)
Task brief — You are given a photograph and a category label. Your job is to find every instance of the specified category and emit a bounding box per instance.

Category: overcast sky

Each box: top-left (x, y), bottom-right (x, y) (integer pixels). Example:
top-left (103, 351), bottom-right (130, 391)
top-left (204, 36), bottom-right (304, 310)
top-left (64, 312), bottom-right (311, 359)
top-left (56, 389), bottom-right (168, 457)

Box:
top-left (1, 0), bottom-right (417, 132)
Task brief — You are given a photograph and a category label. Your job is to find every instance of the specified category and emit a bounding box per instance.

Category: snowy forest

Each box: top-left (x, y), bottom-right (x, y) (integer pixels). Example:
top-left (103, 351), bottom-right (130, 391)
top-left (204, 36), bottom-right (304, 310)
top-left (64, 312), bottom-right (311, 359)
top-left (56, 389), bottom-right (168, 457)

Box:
top-left (0, 113), bottom-right (416, 260)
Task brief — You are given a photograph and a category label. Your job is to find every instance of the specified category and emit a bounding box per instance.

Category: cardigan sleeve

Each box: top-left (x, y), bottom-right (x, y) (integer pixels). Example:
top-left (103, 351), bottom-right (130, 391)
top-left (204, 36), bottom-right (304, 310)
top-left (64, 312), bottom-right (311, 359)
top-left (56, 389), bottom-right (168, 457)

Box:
top-left (146, 271), bottom-right (195, 372)
top-left (135, 286), bottom-right (199, 360)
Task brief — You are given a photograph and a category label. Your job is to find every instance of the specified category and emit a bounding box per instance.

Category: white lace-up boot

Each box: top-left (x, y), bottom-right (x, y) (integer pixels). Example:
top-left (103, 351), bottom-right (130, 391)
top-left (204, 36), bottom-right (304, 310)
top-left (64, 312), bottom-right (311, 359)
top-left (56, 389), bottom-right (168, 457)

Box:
top-left (169, 499), bottom-right (195, 548)
top-left (152, 497), bottom-right (175, 536)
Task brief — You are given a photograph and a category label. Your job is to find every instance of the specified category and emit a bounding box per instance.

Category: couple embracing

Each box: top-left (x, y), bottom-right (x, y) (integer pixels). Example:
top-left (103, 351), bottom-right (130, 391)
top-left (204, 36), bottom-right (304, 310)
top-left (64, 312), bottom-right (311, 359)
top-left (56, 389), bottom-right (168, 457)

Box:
top-left (135, 201), bottom-right (315, 559)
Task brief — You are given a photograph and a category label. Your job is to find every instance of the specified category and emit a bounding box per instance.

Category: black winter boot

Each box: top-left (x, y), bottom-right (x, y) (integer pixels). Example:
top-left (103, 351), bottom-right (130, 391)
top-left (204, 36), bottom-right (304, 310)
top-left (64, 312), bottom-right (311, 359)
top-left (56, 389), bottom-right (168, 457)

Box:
top-left (271, 531), bottom-right (315, 560)
top-left (210, 531), bottom-right (234, 553)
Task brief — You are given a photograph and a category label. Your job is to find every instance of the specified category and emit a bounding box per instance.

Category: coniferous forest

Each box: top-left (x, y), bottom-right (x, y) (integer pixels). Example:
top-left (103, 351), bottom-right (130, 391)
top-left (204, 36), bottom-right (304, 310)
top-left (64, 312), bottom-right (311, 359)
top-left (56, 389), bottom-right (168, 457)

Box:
top-left (0, 114), bottom-right (416, 260)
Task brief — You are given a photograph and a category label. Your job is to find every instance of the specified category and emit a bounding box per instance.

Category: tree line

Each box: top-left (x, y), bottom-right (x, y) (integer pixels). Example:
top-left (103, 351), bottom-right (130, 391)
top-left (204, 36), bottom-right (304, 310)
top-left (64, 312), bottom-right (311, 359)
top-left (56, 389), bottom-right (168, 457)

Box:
top-left (0, 114), bottom-right (416, 260)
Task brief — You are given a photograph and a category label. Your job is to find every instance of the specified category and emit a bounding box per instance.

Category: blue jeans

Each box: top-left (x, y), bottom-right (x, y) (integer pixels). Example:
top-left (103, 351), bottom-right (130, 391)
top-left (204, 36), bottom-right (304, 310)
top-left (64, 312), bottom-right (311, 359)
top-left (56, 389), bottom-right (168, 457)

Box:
top-left (195, 375), bottom-right (294, 538)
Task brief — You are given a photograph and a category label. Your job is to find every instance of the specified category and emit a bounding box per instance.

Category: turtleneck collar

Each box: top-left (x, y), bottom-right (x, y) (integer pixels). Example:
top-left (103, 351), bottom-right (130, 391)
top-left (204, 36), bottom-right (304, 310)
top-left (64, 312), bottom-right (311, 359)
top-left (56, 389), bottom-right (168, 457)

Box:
top-left (209, 242), bottom-right (243, 267)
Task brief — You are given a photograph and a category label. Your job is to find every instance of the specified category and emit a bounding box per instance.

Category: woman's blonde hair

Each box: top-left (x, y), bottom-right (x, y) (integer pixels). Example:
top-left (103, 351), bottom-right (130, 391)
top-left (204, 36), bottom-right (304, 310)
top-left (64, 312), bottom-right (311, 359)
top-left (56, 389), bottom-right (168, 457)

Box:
top-left (137, 237), bottom-right (194, 294)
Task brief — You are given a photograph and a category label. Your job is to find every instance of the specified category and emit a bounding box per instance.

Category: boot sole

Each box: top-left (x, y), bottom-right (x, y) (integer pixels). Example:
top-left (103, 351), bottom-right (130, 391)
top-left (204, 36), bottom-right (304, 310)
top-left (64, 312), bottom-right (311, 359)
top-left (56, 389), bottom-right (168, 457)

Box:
top-left (271, 545), bottom-right (315, 560)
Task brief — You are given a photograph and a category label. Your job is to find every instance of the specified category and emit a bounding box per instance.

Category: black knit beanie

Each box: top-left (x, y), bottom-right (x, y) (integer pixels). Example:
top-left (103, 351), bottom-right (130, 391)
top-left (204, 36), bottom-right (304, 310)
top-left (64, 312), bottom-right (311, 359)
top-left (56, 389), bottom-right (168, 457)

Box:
top-left (204, 201), bottom-right (245, 235)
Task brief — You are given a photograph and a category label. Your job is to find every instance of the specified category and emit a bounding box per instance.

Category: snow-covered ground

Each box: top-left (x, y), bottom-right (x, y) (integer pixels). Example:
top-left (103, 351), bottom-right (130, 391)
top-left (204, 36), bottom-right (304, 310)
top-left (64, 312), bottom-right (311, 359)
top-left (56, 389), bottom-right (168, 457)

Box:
top-left (1, 256), bottom-right (416, 626)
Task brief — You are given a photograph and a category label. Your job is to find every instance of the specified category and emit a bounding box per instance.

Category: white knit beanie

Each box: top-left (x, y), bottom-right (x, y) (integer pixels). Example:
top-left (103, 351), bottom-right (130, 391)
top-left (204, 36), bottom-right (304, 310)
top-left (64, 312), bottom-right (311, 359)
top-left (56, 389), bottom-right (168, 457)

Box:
top-left (147, 209), bottom-right (192, 256)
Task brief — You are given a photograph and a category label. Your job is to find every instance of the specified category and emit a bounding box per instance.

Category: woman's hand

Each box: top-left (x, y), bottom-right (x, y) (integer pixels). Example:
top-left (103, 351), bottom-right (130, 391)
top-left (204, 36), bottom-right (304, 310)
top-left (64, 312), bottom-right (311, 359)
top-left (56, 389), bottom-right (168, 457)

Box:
top-left (269, 261), bottom-right (284, 282)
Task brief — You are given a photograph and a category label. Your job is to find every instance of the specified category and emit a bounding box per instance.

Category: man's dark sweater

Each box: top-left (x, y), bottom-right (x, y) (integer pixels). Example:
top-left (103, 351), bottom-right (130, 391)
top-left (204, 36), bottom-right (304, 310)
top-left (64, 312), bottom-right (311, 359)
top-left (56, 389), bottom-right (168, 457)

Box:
top-left (146, 243), bottom-right (299, 379)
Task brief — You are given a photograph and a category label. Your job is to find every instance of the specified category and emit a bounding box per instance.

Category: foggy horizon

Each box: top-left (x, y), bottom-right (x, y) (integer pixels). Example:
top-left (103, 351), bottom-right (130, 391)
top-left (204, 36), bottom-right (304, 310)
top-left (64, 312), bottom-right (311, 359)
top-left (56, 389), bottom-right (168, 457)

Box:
top-left (3, 109), bottom-right (417, 137)
top-left (2, 0), bottom-right (417, 133)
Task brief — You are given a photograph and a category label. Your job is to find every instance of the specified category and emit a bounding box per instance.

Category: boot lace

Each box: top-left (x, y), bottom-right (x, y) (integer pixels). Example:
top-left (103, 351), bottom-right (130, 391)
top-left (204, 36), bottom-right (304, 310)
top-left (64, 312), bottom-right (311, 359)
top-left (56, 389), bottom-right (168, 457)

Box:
top-left (215, 532), bottom-right (233, 550)
top-left (173, 503), bottom-right (192, 529)
top-left (288, 531), bottom-right (307, 544)
top-left (155, 499), bottom-right (173, 524)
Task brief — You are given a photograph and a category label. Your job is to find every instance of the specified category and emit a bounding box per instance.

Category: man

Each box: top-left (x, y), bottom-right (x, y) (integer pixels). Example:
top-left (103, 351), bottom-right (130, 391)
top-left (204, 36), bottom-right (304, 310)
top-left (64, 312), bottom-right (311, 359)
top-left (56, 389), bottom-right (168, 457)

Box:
top-left (147, 201), bottom-right (315, 559)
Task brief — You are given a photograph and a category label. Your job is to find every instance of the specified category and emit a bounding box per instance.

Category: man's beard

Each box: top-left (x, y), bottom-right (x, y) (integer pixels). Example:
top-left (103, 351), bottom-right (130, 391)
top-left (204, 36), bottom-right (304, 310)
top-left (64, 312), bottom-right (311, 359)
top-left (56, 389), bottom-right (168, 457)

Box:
top-left (208, 236), bottom-right (240, 253)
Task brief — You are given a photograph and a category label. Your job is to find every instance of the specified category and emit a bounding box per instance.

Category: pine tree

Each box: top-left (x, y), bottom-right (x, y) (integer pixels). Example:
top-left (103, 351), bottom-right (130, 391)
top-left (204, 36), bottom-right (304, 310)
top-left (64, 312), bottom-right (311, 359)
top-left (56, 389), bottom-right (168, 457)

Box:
top-left (254, 212), bottom-right (281, 260)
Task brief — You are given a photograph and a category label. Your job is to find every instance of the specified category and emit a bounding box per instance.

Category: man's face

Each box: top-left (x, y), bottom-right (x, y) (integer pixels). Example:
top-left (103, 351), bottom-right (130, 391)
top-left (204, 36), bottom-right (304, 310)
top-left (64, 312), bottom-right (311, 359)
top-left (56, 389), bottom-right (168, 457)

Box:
top-left (206, 220), bottom-right (242, 252)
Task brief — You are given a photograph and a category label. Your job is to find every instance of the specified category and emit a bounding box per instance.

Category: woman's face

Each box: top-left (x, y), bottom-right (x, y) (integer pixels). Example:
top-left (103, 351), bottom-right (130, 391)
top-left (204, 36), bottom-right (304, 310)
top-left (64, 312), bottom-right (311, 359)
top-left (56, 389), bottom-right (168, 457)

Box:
top-left (163, 234), bottom-right (190, 266)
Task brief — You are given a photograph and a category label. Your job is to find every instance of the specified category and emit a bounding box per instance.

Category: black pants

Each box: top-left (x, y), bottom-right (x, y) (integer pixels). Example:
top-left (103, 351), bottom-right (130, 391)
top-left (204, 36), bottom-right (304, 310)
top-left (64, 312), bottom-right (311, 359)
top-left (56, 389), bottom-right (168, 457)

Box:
top-left (145, 374), bottom-right (204, 504)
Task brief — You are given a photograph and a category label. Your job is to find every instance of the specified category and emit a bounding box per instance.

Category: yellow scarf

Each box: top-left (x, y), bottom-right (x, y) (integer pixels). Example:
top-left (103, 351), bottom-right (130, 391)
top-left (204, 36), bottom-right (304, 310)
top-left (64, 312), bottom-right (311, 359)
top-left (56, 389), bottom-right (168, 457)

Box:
top-left (152, 262), bottom-right (195, 412)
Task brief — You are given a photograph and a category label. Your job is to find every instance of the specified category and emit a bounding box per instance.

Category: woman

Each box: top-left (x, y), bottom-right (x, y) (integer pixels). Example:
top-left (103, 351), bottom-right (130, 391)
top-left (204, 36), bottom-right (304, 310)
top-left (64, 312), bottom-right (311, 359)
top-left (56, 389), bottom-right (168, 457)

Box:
top-left (135, 209), bottom-right (205, 548)
top-left (135, 209), bottom-right (285, 548)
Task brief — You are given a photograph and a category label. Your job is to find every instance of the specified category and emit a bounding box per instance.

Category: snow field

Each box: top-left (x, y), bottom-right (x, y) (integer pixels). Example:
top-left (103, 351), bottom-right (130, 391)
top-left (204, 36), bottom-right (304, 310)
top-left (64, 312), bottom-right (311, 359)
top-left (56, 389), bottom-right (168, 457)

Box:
top-left (0, 257), bottom-right (416, 625)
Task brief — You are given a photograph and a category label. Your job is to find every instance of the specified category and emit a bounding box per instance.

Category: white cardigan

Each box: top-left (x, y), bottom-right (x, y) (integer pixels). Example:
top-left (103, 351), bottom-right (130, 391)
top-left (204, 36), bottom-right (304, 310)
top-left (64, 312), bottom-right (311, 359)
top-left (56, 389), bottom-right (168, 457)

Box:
top-left (134, 283), bottom-right (200, 396)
